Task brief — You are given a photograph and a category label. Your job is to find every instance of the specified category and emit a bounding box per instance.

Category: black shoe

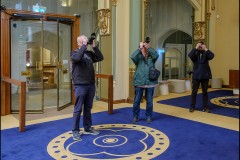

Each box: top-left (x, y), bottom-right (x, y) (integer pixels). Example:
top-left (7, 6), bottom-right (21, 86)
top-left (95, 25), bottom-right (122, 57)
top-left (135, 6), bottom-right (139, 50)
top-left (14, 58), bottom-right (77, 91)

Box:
top-left (132, 117), bottom-right (139, 124)
top-left (146, 117), bottom-right (152, 124)
top-left (189, 107), bottom-right (195, 112)
top-left (202, 107), bottom-right (211, 113)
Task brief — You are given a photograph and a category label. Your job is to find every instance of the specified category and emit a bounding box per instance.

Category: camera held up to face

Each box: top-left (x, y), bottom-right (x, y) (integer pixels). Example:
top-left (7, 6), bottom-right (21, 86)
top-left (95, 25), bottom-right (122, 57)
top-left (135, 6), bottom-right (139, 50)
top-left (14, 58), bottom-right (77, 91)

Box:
top-left (87, 33), bottom-right (96, 45)
top-left (143, 37), bottom-right (150, 47)
top-left (197, 41), bottom-right (204, 50)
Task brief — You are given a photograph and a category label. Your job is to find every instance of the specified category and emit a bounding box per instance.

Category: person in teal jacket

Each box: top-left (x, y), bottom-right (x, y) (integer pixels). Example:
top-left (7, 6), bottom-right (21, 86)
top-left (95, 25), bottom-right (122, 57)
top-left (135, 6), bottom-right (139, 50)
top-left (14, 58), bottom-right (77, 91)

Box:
top-left (131, 41), bottom-right (159, 124)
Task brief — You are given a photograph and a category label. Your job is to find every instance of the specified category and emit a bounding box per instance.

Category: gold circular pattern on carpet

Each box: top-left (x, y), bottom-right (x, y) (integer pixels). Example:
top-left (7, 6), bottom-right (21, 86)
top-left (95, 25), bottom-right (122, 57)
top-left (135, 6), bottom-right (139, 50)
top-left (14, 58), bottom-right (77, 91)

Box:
top-left (47, 124), bottom-right (170, 159)
top-left (210, 96), bottom-right (239, 109)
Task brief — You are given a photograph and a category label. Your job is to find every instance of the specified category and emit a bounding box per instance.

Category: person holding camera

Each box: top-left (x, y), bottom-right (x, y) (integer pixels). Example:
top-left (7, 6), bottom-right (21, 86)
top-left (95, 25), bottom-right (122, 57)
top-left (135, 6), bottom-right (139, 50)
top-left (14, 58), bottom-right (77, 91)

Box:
top-left (188, 41), bottom-right (214, 113)
top-left (70, 34), bottom-right (104, 141)
top-left (131, 38), bottom-right (159, 124)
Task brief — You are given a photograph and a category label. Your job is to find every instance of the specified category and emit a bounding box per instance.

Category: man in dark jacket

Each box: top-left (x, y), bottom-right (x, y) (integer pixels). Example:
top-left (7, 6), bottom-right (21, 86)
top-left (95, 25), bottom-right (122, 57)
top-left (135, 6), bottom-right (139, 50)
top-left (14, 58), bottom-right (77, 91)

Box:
top-left (188, 41), bottom-right (214, 113)
top-left (70, 35), bottom-right (104, 141)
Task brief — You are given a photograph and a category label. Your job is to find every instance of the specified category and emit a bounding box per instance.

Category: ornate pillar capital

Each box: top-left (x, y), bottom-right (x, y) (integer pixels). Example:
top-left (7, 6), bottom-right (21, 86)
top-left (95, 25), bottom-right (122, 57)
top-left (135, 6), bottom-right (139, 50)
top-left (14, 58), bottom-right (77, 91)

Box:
top-left (206, 12), bottom-right (211, 20)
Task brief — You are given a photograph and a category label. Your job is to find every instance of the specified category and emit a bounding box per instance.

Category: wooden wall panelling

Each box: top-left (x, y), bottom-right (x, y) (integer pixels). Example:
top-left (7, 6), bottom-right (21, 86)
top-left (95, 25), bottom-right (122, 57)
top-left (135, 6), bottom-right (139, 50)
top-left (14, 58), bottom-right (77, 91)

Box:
top-left (1, 11), bottom-right (11, 115)
top-left (229, 70), bottom-right (239, 88)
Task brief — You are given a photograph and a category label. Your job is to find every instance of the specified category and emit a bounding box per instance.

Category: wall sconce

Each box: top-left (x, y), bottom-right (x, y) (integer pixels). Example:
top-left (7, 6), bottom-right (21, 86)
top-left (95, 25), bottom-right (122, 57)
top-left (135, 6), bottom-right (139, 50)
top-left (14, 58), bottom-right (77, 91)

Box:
top-left (96, 8), bottom-right (110, 35)
top-left (60, 0), bottom-right (69, 7)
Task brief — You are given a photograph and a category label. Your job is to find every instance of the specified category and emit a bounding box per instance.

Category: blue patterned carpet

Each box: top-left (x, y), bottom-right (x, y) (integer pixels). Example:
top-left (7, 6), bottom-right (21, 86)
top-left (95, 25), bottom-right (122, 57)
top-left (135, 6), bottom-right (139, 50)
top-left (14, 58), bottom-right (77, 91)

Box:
top-left (157, 90), bottom-right (239, 118)
top-left (1, 107), bottom-right (239, 160)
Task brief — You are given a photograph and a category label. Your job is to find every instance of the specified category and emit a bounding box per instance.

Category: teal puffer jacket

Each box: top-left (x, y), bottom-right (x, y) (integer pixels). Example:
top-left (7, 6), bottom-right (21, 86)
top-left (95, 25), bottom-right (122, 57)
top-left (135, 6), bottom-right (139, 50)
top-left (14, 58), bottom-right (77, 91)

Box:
top-left (131, 48), bottom-right (159, 86)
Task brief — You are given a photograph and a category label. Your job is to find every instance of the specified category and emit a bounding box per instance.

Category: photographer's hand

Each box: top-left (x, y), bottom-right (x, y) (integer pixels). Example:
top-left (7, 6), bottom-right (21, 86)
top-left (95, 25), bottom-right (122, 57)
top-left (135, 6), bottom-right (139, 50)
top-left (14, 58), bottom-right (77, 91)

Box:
top-left (196, 43), bottom-right (201, 49)
top-left (91, 40), bottom-right (96, 48)
top-left (144, 42), bottom-right (150, 50)
top-left (201, 44), bottom-right (208, 51)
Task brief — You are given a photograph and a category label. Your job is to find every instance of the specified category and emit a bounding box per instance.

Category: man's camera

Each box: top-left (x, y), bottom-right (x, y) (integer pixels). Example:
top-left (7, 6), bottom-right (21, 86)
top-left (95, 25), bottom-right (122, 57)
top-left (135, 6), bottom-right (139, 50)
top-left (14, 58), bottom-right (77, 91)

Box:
top-left (87, 33), bottom-right (96, 45)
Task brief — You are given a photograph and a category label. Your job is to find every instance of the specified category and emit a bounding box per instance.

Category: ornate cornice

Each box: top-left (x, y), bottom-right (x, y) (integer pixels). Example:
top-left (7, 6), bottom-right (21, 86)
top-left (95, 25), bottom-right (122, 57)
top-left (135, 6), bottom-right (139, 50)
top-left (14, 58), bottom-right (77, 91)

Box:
top-left (96, 8), bottom-right (111, 35)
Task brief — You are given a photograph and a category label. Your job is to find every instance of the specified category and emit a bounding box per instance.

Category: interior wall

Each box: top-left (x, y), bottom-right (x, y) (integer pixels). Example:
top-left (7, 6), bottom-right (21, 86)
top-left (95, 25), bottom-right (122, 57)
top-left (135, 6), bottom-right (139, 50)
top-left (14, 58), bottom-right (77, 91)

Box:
top-left (209, 0), bottom-right (239, 85)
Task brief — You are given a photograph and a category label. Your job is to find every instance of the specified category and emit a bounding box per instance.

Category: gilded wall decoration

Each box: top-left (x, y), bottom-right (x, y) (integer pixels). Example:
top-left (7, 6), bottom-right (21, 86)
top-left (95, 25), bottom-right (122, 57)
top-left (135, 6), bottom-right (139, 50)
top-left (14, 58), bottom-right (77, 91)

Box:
top-left (193, 22), bottom-right (205, 40)
top-left (97, 9), bottom-right (110, 35)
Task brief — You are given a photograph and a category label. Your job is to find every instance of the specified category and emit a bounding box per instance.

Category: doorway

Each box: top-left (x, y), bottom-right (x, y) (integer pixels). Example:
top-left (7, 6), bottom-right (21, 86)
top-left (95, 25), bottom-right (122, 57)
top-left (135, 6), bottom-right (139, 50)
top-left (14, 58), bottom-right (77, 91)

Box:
top-left (10, 17), bottom-right (72, 113)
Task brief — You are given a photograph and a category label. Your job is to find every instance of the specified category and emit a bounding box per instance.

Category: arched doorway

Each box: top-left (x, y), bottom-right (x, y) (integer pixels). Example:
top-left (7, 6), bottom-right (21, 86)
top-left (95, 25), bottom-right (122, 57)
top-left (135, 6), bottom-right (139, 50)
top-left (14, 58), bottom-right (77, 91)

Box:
top-left (162, 30), bottom-right (192, 80)
top-left (163, 48), bottom-right (182, 80)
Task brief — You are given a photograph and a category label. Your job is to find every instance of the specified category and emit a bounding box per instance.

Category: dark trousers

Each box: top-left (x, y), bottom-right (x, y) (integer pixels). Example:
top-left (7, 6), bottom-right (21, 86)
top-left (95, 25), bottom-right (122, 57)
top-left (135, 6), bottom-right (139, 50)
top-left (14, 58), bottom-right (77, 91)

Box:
top-left (191, 79), bottom-right (209, 108)
top-left (72, 84), bottom-right (95, 132)
top-left (133, 87), bottom-right (154, 118)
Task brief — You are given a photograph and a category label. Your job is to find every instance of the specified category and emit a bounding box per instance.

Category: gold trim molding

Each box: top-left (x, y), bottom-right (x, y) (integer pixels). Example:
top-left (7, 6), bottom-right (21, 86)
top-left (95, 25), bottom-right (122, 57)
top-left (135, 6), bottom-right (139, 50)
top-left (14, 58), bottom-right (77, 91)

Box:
top-left (193, 22), bottom-right (206, 40)
top-left (97, 8), bottom-right (111, 35)
top-left (129, 68), bottom-right (135, 76)
top-left (112, 0), bottom-right (118, 6)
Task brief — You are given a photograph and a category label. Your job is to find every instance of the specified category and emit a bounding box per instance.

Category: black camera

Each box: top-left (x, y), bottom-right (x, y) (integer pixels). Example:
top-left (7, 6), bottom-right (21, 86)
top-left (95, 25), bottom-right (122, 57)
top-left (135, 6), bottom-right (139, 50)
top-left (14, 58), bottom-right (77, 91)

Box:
top-left (87, 33), bottom-right (96, 45)
top-left (143, 37), bottom-right (150, 48)
top-left (145, 37), bottom-right (150, 43)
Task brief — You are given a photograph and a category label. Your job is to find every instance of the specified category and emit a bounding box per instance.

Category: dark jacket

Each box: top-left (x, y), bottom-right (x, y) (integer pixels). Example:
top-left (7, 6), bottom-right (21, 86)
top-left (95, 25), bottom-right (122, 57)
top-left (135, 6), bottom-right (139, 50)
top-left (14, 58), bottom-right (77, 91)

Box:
top-left (70, 45), bottom-right (104, 85)
top-left (131, 48), bottom-right (159, 86)
top-left (188, 48), bottom-right (214, 80)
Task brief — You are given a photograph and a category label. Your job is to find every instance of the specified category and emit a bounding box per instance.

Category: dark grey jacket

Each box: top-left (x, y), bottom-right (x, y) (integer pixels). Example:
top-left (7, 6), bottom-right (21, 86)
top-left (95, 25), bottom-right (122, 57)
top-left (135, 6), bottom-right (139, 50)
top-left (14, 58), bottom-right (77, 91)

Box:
top-left (70, 45), bottom-right (104, 85)
top-left (188, 48), bottom-right (214, 80)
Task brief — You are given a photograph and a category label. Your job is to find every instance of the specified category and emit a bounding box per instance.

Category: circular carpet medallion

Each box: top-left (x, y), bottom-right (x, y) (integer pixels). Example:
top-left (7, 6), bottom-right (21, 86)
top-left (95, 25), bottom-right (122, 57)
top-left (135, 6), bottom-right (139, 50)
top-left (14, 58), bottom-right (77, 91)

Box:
top-left (210, 96), bottom-right (239, 109)
top-left (47, 124), bottom-right (170, 160)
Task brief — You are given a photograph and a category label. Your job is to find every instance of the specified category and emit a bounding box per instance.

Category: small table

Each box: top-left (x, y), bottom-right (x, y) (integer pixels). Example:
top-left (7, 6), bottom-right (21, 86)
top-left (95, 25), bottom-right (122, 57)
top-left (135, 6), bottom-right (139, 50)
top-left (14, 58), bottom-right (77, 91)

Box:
top-left (159, 81), bottom-right (170, 95)
top-left (181, 78), bottom-right (192, 91)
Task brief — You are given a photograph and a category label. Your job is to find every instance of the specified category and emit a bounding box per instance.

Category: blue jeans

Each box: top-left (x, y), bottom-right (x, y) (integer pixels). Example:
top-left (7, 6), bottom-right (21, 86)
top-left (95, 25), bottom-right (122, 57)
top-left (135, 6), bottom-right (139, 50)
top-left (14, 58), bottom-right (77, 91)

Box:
top-left (72, 84), bottom-right (95, 132)
top-left (132, 86), bottom-right (154, 118)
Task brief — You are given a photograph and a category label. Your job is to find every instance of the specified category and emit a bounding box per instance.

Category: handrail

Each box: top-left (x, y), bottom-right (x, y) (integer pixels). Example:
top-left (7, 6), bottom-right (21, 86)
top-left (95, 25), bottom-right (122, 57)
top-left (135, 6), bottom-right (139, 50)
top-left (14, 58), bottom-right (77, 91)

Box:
top-left (1, 76), bottom-right (26, 132)
top-left (95, 74), bottom-right (113, 114)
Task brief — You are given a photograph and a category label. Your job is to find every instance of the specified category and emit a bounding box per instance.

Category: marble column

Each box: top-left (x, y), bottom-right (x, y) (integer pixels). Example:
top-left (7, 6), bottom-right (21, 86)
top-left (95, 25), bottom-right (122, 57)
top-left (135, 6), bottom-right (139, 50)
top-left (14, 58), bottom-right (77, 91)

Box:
top-left (128, 0), bottom-right (142, 102)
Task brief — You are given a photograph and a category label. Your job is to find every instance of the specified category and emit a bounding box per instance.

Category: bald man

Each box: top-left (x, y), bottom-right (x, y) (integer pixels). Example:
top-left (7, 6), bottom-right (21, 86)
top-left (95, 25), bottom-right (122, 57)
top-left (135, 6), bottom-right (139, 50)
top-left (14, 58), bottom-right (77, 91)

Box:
top-left (70, 35), bottom-right (104, 141)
